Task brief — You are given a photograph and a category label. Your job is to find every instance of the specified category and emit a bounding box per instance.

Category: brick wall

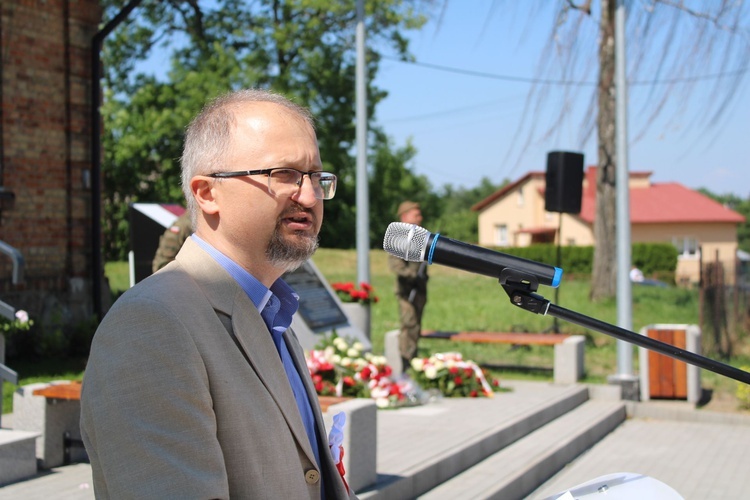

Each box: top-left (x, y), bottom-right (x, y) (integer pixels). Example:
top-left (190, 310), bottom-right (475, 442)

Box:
top-left (1, 0), bottom-right (102, 326)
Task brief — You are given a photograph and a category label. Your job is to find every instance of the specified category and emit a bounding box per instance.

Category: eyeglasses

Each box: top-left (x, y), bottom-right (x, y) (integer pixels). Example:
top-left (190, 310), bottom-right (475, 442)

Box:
top-left (207, 167), bottom-right (337, 200)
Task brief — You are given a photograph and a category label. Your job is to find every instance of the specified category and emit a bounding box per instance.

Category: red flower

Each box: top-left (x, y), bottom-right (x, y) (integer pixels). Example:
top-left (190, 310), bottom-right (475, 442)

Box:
top-left (454, 376), bottom-right (463, 385)
top-left (470, 390), bottom-right (478, 397)
top-left (343, 376), bottom-right (356, 387)
top-left (359, 366), bottom-right (372, 380)
top-left (449, 366), bottom-right (459, 375)
top-left (331, 282), bottom-right (379, 304)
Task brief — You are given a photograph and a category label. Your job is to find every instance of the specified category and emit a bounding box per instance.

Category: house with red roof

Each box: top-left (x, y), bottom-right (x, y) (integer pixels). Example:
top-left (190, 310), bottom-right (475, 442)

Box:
top-left (471, 167), bottom-right (745, 285)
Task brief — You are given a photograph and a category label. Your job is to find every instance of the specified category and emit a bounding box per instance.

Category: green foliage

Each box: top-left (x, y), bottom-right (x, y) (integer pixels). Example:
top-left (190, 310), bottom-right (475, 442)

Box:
top-left (700, 189), bottom-right (750, 253)
top-left (4, 313), bottom-right (99, 361)
top-left (0, 312), bottom-right (33, 336)
top-left (100, 0), bottom-right (436, 257)
top-left (632, 243), bottom-right (679, 279)
top-left (368, 131), bottom-right (436, 247)
top-left (490, 243), bottom-right (678, 278)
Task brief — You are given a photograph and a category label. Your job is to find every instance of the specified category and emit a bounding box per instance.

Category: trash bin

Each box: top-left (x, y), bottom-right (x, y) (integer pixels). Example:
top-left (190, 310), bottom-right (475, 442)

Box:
top-left (638, 324), bottom-right (702, 404)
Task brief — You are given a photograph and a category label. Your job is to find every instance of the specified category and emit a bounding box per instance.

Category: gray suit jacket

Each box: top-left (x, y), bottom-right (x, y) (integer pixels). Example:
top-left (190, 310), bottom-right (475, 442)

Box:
top-left (80, 238), bottom-right (354, 499)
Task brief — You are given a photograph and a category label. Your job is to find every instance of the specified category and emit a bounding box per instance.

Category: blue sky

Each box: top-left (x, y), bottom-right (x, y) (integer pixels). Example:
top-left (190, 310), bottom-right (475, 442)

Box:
top-left (372, 2), bottom-right (750, 197)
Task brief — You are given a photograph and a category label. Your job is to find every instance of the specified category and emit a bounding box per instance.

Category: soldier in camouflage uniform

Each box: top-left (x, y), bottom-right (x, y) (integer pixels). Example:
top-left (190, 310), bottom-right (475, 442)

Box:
top-left (388, 201), bottom-right (428, 372)
top-left (152, 211), bottom-right (193, 273)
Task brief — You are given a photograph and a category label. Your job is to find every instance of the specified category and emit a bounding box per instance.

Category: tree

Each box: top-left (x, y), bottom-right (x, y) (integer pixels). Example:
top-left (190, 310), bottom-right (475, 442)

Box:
top-left (368, 129), bottom-right (437, 247)
top-left (490, 1), bottom-right (750, 299)
top-left (100, 0), bottom-right (435, 259)
top-left (431, 178), bottom-right (506, 243)
top-left (701, 189), bottom-right (750, 253)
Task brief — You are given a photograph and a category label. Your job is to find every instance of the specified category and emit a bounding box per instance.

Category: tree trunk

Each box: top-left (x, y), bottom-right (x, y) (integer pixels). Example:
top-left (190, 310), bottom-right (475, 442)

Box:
top-left (591, 0), bottom-right (618, 300)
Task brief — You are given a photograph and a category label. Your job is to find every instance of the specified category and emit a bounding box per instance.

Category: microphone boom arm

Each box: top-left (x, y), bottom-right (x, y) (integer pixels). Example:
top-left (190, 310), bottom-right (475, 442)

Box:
top-left (501, 279), bottom-right (750, 386)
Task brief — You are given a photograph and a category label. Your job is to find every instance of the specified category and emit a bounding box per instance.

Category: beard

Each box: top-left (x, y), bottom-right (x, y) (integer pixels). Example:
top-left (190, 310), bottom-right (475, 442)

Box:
top-left (266, 215), bottom-right (320, 273)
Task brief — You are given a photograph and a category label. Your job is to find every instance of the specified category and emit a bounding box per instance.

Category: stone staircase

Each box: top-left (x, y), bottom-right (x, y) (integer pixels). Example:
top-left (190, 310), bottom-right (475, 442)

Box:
top-left (1, 380), bottom-right (626, 497)
top-left (0, 428), bottom-right (40, 486)
top-left (359, 382), bottom-right (626, 500)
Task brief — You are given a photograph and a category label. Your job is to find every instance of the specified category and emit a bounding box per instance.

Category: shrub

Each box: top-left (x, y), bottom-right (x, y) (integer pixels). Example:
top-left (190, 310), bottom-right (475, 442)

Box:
top-left (490, 243), bottom-right (677, 278)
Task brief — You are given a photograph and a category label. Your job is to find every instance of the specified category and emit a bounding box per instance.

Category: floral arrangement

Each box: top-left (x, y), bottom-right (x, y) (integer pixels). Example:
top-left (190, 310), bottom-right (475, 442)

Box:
top-left (1, 309), bottom-right (33, 336)
top-left (306, 334), bottom-right (503, 408)
top-left (331, 282), bottom-right (379, 305)
top-left (409, 352), bottom-right (500, 398)
top-left (306, 333), bottom-right (424, 409)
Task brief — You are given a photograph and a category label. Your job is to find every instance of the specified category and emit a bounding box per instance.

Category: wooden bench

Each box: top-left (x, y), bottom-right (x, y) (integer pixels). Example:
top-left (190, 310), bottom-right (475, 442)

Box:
top-left (32, 380), bottom-right (83, 400)
top-left (421, 330), bottom-right (572, 345)
top-left (384, 329), bottom-right (585, 384)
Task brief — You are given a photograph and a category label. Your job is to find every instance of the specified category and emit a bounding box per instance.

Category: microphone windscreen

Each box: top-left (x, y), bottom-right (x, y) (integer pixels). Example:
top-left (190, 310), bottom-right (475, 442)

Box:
top-left (383, 222), bottom-right (430, 261)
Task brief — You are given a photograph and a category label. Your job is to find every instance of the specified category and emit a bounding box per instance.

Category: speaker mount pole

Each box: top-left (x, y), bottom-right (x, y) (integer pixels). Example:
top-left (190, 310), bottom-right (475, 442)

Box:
top-left (552, 214), bottom-right (562, 333)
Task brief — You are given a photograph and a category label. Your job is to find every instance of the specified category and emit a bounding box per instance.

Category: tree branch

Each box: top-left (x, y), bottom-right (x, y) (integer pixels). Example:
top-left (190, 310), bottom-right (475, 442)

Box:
top-left (566, 0), bottom-right (592, 15)
top-left (654, 0), bottom-right (743, 33)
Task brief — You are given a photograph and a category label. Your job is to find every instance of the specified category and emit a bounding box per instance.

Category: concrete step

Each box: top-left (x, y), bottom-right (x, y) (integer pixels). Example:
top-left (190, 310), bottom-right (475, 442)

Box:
top-left (418, 399), bottom-right (627, 500)
top-left (0, 429), bottom-right (40, 487)
top-left (359, 383), bottom-right (591, 500)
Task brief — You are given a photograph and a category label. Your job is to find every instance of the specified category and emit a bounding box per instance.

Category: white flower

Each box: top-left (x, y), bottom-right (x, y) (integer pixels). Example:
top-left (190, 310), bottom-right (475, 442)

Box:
top-left (340, 357), bottom-right (352, 367)
top-left (425, 366), bottom-right (438, 379)
top-left (332, 354), bottom-right (341, 364)
top-left (324, 346), bottom-right (335, 358)
top-left (352, 342), bottom-right (364, 351)
top-left (411, 358), bottom-right (424, 371)
top-left (14, 310), bottom-right (29, 323)
top-left (370, 386), bottom-right (388, 398)
top-left (347, 348), bottom-right (360, 358)
top-left (333, 337), bottom-right (348, 350)
top-left (375, 397), bottom-right (391, 409)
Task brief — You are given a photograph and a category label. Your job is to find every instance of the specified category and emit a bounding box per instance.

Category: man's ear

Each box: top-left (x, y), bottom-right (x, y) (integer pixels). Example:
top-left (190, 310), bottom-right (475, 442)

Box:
top-left (191, 176), bottom-right (220, 215)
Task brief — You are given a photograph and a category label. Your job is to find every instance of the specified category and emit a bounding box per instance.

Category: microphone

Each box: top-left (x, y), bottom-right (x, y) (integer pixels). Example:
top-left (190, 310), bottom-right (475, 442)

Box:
top-left (383, 222), bottom-right (563, 288)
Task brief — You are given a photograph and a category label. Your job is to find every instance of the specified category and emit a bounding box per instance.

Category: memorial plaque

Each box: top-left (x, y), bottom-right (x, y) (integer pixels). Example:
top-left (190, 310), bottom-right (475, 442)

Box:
top-left (283, 260), bottom-right (371, 352)
top-left (283, 261), bottom-right (348, 332)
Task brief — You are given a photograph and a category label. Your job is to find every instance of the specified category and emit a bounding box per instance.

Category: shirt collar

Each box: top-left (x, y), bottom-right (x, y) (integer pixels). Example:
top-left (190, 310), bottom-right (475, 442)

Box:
top-left (190, 234), bottom-right (299, 317)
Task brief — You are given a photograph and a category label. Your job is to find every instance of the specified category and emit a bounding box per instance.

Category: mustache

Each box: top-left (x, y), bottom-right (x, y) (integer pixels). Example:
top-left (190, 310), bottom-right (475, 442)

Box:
top-left (280, 203), bottom-right (317, 225)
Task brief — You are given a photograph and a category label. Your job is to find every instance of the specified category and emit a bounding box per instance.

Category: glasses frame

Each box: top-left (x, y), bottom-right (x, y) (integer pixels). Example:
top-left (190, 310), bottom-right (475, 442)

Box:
top-left (207, 167), bottom-right (337, 200)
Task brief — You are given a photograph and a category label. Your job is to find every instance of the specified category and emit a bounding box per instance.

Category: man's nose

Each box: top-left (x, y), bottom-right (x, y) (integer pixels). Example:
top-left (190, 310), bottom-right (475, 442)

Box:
top-left (292, 174), bottom-right (319, 206)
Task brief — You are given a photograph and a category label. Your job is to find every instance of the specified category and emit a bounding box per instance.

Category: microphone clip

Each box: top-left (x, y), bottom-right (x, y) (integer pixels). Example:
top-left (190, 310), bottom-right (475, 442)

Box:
top-left (499, 268), bottom-right (550, 316)
top-left (498, 268), bottom-right (539, 292)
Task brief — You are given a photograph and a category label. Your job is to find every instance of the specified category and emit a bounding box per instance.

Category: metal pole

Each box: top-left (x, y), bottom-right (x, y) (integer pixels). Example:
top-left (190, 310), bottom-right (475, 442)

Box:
top-left (90, 0), bottom-right (143, 320)
top-left (355, 0), bottom-right (370, 290)
top-left (614, 0), bottom-right (634, 381)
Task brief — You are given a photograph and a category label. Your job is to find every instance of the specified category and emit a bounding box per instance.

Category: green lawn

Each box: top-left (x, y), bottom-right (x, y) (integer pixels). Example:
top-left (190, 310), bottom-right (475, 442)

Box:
top-left (4, 248), bottom-right (748, 414)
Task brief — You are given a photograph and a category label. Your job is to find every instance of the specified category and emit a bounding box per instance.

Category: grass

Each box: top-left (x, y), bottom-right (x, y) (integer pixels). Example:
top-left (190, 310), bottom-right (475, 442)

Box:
top-left (4, 248), bottom-right (749, 414)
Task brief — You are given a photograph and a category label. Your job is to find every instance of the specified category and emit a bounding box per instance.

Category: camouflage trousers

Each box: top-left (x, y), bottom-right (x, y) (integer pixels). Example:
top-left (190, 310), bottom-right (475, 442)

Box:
top-left (397, 291), bottom-right (427, 362)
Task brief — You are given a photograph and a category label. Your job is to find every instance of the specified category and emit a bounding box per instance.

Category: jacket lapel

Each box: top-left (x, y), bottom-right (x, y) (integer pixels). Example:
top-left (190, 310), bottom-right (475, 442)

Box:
top-left (175, 238), bottom-right (318, 467)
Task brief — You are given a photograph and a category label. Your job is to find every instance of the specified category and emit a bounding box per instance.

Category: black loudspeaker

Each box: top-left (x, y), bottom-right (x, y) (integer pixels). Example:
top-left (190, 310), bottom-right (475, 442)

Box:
top-left (545, 151), bottom-right (584, 214)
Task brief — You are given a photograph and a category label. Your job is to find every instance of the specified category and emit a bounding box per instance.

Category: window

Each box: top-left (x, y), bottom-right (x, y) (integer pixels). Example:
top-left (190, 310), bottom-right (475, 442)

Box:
top-left (495, 224), bottom-right (508, 246)
top-left (672, 236), bottom-right (699, 258)
top-left (517, 188), bottom-right (524, 207)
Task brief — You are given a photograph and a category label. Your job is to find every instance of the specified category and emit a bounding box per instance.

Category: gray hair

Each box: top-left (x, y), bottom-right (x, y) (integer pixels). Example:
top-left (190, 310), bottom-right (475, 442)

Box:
top-left (180, 89), bottom-right (314, 226)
